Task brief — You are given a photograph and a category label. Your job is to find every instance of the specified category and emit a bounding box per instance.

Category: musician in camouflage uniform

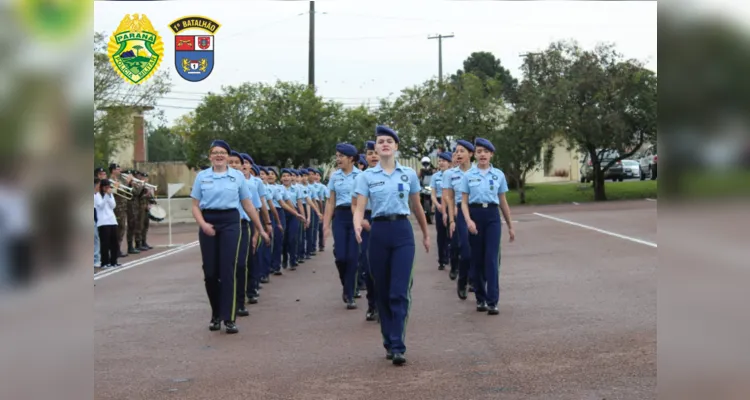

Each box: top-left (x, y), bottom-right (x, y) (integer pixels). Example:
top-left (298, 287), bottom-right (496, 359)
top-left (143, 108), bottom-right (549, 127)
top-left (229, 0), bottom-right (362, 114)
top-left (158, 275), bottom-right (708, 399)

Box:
top-left (108, 163), bottom-right (131, 257)
top-left (138, 172), bottom-right (154, 250)
top-left (126, 170), bottom-right (144, 254)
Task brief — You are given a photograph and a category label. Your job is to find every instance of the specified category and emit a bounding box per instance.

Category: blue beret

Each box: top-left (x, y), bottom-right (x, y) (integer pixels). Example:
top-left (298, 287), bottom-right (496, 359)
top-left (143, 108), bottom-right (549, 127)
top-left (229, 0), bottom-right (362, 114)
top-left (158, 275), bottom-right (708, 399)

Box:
top-left (239, 153), bottom-right (253, 164)
top-left (300, 168), bottom-right (309, 175)
top-left (229, 150), bottom-right (241, 159)
top-left (210, 140), bottom-right (230, 153)
top-left (258, 166), bottom-right (268, 174)
top-left (267, 167), bottom-right (278, 175)
top-left (358, 154), bottom-right (367, 166)
top-left (474, 137), bottom-right (495, 152)
top-left (455, 139), bottom-right (475, 152)
top-left (375, 125), bottom-right (399, 143)
top-left (251, 165), bottom-right (260, 176)
top-left (365, 140), bottom-right (375, 151)
top-left (290, 169), bottom-right (298, 176)
top-left (438, 152), bottom-right (453, 162)
top-left (281, 168), bottom-right (292, 175)
top-left (336, 143), bottom-right (358, 157)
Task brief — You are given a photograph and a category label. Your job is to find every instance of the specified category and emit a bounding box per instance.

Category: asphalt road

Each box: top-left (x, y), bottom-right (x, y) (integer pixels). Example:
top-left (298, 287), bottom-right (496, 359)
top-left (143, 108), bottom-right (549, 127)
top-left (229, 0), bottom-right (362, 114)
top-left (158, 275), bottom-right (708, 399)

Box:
top-left (95, 200), bottom-right (657, 400)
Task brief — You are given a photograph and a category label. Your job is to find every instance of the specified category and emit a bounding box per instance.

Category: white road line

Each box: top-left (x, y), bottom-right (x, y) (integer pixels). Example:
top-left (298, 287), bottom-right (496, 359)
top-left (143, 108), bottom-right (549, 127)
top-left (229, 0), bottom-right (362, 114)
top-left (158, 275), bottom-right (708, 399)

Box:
top-left (572, 202), bottom-right (580, 205)
top-left (646, 198), bottom-right (657, 202)
top-left (94, 241), bottom-right (199, 281)
top-left (533, 212), bottom-right (657, 248)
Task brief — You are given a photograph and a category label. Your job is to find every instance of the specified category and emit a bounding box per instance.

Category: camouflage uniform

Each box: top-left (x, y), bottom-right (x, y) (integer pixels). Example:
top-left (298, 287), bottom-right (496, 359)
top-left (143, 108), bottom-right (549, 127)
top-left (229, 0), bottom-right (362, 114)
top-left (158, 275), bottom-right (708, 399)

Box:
top-left (126, 186), bottom-right (144, 254)
top-left (113, 181), bottom-right (129, 254)
top-left (140, 188), bottom-right (153, 249)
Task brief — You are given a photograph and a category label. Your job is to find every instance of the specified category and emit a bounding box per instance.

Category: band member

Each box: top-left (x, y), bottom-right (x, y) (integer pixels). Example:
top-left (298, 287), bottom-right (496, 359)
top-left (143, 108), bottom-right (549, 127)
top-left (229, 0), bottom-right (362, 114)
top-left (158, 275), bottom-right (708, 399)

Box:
top-left (191, 140), bottom-right (268, 334)
top-left (323, 143), bottom-right (361, 310)
top-left (138, 171), bottom-right (153, 251)
top-left (458, 138), bottom-right (515, 315)
top-left (442, 140), bottom-right (475, 300)
top-left (353, 125), bottom-right (430, 366)
top-left (95, 178), bottom-right (120, 268)
top-left (108, 163), bottom-right (130, 257)
top-left (126, 170), bottom-right (145, 255)
top-left (357, 140), bottom-right (380, 321)
top-left (430, 152), bottom-right (452, 271)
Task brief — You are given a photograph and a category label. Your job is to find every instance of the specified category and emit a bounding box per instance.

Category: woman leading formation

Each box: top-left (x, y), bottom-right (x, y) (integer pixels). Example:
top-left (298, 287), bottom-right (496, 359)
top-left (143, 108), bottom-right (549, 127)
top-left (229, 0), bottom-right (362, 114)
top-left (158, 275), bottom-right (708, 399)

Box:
top-left (353, 125), bottom-right (430, 365)
top-left (190, 140), bottom-right (269, 334)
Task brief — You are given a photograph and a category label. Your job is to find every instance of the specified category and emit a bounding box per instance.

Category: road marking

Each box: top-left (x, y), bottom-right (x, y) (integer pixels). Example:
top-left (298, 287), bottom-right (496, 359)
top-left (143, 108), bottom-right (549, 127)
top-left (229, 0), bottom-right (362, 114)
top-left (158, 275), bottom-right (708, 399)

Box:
top-left (572, 202), bottom-right (580, 205)
top-left (94, 241), bottom-right (199, 281)
top-left (646, 198), bottom-right (657, 202)
top-left (533, 212), bottom-right (657, 248)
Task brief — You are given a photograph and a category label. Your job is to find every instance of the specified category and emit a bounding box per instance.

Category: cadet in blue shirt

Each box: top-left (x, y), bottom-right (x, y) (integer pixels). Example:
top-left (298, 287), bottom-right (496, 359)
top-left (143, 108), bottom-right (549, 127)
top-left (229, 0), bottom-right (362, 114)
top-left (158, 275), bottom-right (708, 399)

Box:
top-left (238, 154), bottom-right (266, 305)
top-left (228, 151), bottom-right (256, 318)
top-left (190, 140), bottom-right (268, 334)
top-left (441, 140), bottom-right (475, 299)
top-left (354, 140), bottom-right (380, 322)
top-left (323, 143), bottom-right (362, 309)
top-left (458, 138), bottom-right (515, 315)
top-left (246, 161), bottom-right (273, 302)
top-left (268, 168), bottom-right (300, 275)
top-left (313, 169), bottom-right (329, 252)
top-left (258, 166), bottom-right (281, 285)
top-left (308, 169), bottom-right (325, 254)
top-left (282, 169), bottom-right (304, 270)
top-left (299, 168), bottom-right (323, 261)
top-left (353, 125), bottom-right (430, 366)
top-left (430, 151), bottom-right (453, 271)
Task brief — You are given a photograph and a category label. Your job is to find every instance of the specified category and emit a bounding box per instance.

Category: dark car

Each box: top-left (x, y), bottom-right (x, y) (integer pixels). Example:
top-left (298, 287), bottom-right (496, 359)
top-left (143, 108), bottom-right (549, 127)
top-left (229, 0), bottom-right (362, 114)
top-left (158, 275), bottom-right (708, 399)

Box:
top-left (579, 150), bottom-right (624, 183)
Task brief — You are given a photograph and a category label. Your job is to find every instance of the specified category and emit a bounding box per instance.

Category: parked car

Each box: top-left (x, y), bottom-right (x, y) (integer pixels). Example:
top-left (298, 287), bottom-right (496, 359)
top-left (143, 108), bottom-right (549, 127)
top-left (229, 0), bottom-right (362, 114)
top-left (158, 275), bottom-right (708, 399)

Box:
top-left (621, 159), bottom-right (641, 179)
top-left (579, 150), bottom-right (624, 183)
top-left (638, 144), bottom-right (658, 180)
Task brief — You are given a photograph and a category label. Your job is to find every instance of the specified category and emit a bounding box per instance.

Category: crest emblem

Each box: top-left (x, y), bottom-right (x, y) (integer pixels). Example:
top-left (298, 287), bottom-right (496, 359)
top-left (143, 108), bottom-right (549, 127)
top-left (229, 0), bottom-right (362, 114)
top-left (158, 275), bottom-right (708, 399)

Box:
top-left (108, 14), bottom-right (164, 84)
top-left (170, 16), bottom-right (220, 82)
top-left (400, 175), bottom-right (409, 182)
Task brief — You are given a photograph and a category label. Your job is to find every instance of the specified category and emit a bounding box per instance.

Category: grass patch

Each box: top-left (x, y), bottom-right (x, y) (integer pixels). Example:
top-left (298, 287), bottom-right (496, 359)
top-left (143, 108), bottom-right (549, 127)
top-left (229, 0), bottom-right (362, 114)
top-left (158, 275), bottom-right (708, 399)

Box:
top-left (506, 180), bottom-right (658, 206)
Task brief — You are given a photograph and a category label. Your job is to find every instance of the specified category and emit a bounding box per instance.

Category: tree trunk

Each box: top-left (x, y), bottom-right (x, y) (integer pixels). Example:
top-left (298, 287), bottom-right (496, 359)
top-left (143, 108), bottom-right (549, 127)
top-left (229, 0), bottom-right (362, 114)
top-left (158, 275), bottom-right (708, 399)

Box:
top-left (592, 163), bottom-right (607, 201)
top-left (518, 177), bottom-right (526, 204)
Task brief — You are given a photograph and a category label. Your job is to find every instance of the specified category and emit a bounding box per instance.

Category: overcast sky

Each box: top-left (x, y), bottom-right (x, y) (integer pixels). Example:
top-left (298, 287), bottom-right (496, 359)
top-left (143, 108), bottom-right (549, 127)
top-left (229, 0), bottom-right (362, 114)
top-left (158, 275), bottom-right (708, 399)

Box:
top-left (95, 1), bottom-right (657, 126)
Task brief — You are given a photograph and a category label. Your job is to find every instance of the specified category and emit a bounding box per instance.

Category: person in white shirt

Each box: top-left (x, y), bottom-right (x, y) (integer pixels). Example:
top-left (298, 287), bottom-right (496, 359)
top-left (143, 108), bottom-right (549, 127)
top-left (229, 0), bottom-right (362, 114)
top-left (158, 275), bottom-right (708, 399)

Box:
top-left (94, 179), bottom-right (120, 268)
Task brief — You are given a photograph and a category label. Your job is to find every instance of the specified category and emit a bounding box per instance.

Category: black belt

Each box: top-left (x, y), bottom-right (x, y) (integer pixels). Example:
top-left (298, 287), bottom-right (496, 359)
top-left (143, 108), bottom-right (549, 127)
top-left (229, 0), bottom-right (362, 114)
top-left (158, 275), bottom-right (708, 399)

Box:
top-left (335, 205), bottom-right (351, 210)
top-left (373, 214), bottom-right (408, 222)
top-left (202, 209), bottom-right (237, 214)
top-left (469, 203), bottom-right (498, 208)
top-left (364, 210), bottom-right (372, 217)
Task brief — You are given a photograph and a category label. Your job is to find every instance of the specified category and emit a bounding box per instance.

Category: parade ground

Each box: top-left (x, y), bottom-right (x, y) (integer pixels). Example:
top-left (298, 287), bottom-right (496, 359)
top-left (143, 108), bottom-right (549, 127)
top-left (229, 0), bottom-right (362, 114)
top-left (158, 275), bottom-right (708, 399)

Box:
top-left (94, 200), bottom-right (656, 400)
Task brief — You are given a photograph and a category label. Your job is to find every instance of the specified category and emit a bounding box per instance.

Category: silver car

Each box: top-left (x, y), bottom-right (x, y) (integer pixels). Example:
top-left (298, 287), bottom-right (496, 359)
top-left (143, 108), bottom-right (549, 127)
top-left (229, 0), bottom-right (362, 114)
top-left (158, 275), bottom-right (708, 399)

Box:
top-left (621, 159), bottom-right (640, 179)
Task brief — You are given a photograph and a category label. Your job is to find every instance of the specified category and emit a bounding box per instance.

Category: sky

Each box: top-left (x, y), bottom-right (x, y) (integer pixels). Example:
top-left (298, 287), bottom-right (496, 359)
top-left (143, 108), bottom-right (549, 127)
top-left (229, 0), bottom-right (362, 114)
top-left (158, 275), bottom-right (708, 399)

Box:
top-left (94, 0), bottom-right (658, 126)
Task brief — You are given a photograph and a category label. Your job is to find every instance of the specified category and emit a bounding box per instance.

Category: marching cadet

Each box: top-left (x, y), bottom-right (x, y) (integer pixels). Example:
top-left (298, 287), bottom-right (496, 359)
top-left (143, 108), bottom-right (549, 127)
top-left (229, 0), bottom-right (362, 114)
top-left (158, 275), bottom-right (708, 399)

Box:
top-left (357, 154), bottom-right (367, 171)
top-left (190, 140), bottom-right (268, 334)
top-left (108, 163), bottom-right (130, 258)
top-left (267, 167), bottom-right (300, 275)
top-left (126, 170), bottom-right (145, 255)
top-left (322, 143), bottom-right (361, 310)
top-left (300, 169), bottom-right (323, 261)
top-left (258, 166), bottom-right (282, 284)
top-left (307, 169), bottom-right (324, 255)
top-left (315, 169), bottom-right (329, 252)
top-left (291, 170), bottom-right (307, 264)
top-left (229, 151), bottom-right (254, 317)
top-left (458, 138), bottom-right (515, 315)
top-left (281, 169), bottom-right (304, 270)
top-left (138, 171), bottom-right (153, 250)
top-left (441, 140), bottom-right (475, 301)
top-left (353, 125), bottom-right (430, 366)
top-left (430, 152), bottom-right (453, 271)
top-left (243, 156), bottom-right (273, 303)
top-left (355, 140), bottom-right (380, 321)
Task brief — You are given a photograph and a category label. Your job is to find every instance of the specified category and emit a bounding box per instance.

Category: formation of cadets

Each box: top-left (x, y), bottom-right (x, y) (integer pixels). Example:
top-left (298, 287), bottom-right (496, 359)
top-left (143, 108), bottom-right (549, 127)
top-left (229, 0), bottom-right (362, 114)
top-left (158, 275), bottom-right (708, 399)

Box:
top-left (94, 164), bottom-right (157, 269)
top-left (190, 125), bottom-right (515, 366)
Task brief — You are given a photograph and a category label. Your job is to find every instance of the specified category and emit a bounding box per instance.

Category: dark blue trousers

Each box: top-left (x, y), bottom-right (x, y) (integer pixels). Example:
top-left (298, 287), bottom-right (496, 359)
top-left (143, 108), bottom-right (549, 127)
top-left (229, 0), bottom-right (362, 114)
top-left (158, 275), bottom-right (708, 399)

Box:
top-left (235, 220), bottom-right (251, 307)
top-left (435, 199), bottom-right (449, 266)
top-left (333, 207), bottom-right (359, 301)
top-left (455, 208), bottom-right (472, 289)
top-left (310, 208), bottom-right (319, 253)
top-left (248, 223), bottom-right (261, 297)
top-left (298, 205), bottom-right (307, 259)
top-left (318, 201), bottom-right (325, 250)
top-left (199, 209), bottom-right (241, 322)
top-left (283, 210), bottom-right (299, 267)
top-left (261, 229), bottom-right (272, 278)
top-left (360, 210), bottom-right (376, 309)
top-left (272, 208), bottom-right (286, 272)
top-left (369, 218), bottom-right (415, 354)
top-left (468, 207), bottom-right (501, 306)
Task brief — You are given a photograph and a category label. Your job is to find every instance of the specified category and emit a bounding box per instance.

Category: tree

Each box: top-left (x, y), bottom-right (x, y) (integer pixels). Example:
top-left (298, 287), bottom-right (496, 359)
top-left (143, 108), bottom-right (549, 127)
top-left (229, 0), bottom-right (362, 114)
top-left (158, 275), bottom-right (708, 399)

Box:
top-left (451, 51), bottom-right (518, 103)
top-left (533, 40), bottom-right (657, 200)
top-left (94, 31), bottom-right (172, 166)
top-left (147, 125), bottom-right (187, 162)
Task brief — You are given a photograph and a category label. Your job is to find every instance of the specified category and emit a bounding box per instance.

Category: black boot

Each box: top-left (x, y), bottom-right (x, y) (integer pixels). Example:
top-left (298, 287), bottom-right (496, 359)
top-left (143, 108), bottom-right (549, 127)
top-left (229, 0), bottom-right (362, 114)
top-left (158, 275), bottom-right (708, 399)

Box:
top-left (141, 241), bottom-right (153, 250)
top-left (128, 241), bottom-right (140, 254)
top-left (137, 240), bottom-right (149, 251)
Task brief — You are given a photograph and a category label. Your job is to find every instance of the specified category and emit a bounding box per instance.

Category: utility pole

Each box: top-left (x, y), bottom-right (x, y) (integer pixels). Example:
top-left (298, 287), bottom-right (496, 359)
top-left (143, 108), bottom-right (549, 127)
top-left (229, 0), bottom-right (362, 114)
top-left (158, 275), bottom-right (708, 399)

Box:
top-left (308, 1), bottom-right (315, 89)
top-left (428, 33), bottom-right (454, 84)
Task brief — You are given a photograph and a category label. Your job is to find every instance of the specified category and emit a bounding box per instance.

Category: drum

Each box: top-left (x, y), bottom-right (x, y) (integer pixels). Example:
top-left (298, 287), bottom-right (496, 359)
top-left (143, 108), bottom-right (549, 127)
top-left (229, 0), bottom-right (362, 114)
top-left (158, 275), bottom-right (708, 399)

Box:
top-left (148, 205), bottom-right (167, 222)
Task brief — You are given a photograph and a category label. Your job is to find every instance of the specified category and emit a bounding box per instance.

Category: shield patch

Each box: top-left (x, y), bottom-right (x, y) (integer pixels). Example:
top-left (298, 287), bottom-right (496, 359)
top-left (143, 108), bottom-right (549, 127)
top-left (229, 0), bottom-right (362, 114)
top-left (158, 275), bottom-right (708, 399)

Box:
top-left (169, 16), bottom-right (220, 82)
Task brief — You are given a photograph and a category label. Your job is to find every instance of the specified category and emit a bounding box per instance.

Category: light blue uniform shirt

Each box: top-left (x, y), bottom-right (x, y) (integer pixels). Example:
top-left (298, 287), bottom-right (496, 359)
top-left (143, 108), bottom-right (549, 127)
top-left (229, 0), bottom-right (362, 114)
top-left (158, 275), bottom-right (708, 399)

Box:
top-left (191, 167), bottom-right (251, 210)
top-left (253, 177), bottom-right (267, 205)
top-left (430, 171), bottom-right (445, 199)
top-left (239, 177), bottom-right (262, 221)
top-left (294, 183), bottom-right (307, 205)
top-left (457, 166), bottom-right (509, 204)
top-left (441, 166), bottom-right (471, 204)
top-left (328, 168), bottom-right (360, 207)
top-left (303, 184), bottom-right (317, 201)
top-left (275, 184), bottom-right (289, 208)
top-left (314, 182), bottom-right (327, 202)
top-left (285, 184), bottom-right (299, 205)
top-left (354, 162), bottom-right (420, 218)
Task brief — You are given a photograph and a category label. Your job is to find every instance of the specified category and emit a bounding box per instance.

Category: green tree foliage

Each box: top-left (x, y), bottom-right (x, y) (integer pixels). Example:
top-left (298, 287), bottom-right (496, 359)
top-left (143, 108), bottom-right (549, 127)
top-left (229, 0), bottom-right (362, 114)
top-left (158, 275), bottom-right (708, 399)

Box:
top-left (94, 31), bottom-right (172, 166)
top-left (451, 51), bottom-right (518, 103)
top-left (532, 40), bottom-right (657, 200)
top-left (147, 125), bottom-right (187, 162)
